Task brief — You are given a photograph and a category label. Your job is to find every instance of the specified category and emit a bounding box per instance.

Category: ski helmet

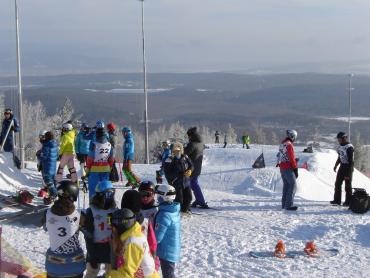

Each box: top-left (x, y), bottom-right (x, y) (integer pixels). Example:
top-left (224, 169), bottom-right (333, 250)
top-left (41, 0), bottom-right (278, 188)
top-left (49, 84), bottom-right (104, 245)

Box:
top-left (4, 108), bottom-right (12, 115)
top-left (95, 181), bottom-right (115, 209)
top-left (107, 122), bottom-right (116, 131)
top-left (138, 181), bottom-right (156, 195)
top-left (162, 140), bottom-right (171, 147)
top-left (121, 190), bottom-right (142, 214)
top-left (57, 180), bottom-right (79, 202)
top-left (96, 120), bottom-right (105, 129)
top-left (39, 130), bottom-right (47, 137)
top-left (156, 184), bottom-right (176, 204)
top-left (336, 132), bottom-right (347, 139)
top-left (121, 127), bottom-right (131, 134)
top-left (81, 122), bottom-right (89, 129)
top-left (62, 122), bottom-right (73, 131)
top-left (110, 208), bottom-right (136, 235)
top-left (286, 129), bottom-right (298, 141)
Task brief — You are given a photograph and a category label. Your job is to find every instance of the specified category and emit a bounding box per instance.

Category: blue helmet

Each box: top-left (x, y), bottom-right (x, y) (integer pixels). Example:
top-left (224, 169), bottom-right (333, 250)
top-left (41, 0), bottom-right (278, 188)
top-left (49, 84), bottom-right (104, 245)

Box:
top-left (95, 181), bottom-right (115, 209)
top-left (96, 120), bottom-right (105, 129)
top-left (95, 180), bottom-right (114, 193)
top-left (121, 127), bottom-right (131, 133)
top-left (81, 122), bottom-right (89, 129)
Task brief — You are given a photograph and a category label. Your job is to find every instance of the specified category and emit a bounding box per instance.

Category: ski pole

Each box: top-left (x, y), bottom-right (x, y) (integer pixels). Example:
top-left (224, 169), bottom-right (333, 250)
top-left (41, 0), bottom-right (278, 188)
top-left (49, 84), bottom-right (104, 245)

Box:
top-left (118, 159), bottom-right (123, 182)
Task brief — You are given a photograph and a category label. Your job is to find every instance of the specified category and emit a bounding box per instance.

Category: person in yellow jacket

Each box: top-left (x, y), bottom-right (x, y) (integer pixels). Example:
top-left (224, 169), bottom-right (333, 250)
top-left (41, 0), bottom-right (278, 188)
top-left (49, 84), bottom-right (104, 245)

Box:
top-left (56, 122), bottom-right (78, 183)
top-left (107, 208), bottom-right (159, 278)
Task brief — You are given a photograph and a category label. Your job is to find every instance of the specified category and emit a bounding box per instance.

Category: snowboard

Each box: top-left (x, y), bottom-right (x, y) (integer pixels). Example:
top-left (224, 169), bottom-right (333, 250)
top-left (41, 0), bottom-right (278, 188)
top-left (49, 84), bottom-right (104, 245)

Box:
top-left (249, 249), bottom-right (339, 259)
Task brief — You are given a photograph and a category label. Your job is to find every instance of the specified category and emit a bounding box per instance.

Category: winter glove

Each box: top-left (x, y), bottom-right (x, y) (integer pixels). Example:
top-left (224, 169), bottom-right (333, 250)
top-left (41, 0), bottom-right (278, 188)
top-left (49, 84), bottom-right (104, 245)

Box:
top-left (333, 166), bottom-right (337, 173)
top-left (184, 169), bottom-right (192, 177)
top-left (275, 163), bottom-right (280, 168)
top-left (37, 163), bottom-right (42, 172)
top-left (293, 168), bottom-right (298, 179)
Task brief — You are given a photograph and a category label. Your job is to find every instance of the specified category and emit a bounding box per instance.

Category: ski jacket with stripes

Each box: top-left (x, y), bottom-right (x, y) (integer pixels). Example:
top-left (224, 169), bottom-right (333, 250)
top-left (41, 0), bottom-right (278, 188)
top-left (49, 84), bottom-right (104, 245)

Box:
top-left (278, 138), bottom-right (297, 170)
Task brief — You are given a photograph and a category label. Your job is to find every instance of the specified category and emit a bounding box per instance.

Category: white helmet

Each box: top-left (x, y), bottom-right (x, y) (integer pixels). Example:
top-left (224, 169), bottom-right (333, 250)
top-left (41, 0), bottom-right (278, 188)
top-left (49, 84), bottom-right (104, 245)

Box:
top-left (62, 123), bottom-right (73, 131)
top-left (286, 129), bottom-right (298, 141)
top-left (156, 184), bottom-right (176, 204)
top-left (39, 130), bottom-right (47, 137)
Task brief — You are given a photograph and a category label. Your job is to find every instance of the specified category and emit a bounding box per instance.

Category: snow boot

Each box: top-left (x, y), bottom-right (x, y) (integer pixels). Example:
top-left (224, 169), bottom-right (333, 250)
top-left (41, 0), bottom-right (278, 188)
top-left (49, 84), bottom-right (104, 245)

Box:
top-left (191, 201), bottom-right (197, 208)
top-left (274, 240), bottom-right (286, 258)
top-left (199, 203), bottom-right (210, 209)
top-left (304, 241), bottom-right (318, 256)
top-left (342, 201), bottom-right (350, 207)
top-left (330, 200), bottom-right (341, 205)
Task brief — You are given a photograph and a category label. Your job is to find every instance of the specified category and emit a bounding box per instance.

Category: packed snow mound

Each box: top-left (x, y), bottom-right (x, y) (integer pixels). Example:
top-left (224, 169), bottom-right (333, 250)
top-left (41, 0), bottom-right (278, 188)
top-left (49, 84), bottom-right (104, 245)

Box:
top-left (0, 152), bottom-right (38, 196)
top-left (201, 144), bottom-right (370, 201)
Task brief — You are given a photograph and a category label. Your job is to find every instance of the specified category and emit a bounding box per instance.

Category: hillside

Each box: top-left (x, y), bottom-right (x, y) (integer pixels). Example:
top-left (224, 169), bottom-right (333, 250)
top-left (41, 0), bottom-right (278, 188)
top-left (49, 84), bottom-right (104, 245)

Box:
top-left (1, 145), bottom-right (370, 277)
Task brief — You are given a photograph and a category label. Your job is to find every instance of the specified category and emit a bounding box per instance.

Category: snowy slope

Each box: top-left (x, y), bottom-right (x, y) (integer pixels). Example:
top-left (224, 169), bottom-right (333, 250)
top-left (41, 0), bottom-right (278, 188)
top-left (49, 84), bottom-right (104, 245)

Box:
top-left (1, 144), bottom-right (370, 278)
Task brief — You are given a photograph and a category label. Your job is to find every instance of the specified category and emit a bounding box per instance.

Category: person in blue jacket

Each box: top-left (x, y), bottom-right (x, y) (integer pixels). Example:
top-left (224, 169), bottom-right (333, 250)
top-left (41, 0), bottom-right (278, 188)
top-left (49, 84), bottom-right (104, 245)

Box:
top-left (75, 123), bottom-right (91, 178)
top-left (154, 184), bottom-right (181, 278)
top-left (122, 127), bottom-right (141, 187)
top-left (0, 108), bottom-right (19, 152)
top-left (156, 141), bottom-right (172, 184)
top-left (40, 131), bottom-right (58, 204)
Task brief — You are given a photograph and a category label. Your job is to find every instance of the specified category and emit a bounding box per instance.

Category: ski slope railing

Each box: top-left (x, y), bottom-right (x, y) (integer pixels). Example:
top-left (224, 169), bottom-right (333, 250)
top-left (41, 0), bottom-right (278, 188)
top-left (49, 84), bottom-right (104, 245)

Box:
top-left (0, 227), bottom-right (43, 277)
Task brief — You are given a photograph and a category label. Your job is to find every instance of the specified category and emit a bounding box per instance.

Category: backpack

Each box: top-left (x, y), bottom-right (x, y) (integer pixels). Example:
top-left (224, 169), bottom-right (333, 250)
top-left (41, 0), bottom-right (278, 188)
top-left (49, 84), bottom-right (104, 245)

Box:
top-left (350, 188), bottom-right (369, 214)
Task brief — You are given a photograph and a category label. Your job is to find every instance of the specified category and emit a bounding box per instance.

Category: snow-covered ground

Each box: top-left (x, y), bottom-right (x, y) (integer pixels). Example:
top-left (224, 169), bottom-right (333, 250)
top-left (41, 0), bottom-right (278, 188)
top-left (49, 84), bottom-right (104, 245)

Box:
top-left (1, 144), bottom-right (370, 277)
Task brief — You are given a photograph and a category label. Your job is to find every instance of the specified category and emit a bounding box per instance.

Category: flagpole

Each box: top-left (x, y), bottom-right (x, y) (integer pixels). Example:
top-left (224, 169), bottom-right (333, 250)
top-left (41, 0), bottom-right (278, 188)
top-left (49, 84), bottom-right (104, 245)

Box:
top-left (15, 0), bottom-right (25, 169)
top-left (140, 0), bottom-right (150, 164)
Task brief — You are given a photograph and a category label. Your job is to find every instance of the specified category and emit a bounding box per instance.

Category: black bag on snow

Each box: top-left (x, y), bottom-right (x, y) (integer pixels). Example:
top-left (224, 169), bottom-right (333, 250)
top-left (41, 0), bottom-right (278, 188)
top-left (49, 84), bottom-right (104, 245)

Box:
top-left (349, 188), bottom-right (370, 214)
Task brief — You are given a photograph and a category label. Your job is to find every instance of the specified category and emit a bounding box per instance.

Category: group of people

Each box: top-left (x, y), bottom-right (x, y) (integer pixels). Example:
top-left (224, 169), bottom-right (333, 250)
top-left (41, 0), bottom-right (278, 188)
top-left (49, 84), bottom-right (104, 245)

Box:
top-left (277, 129), bottom-right (354, 211)
top-left (38, 123), bottom-right (210, 278)
top-left (43, 179), bottom-right (181, 278)
top-left (36, 121), bottom-right (140, 204)
top-left (214, 130), bottom-right (251, 149)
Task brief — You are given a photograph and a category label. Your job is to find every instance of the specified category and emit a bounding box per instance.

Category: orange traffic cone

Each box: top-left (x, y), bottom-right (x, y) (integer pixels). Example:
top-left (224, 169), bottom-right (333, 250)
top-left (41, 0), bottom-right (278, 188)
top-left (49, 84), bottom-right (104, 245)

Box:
top-left (274, 240), bottom-right (286, 258)
top-left (304, 241), bottom-right (318, 256)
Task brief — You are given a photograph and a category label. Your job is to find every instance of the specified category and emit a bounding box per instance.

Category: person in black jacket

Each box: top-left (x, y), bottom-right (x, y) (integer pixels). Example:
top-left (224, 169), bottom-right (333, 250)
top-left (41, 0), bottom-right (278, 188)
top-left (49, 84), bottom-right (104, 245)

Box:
top-left (164, 142), bottom-right (193, 213)
top-left (184, 127), bottom-right (209, 209)
top-left (0, 108), bottom-right (19, 152)
top-left (331, 132), bottom-right (354, 206)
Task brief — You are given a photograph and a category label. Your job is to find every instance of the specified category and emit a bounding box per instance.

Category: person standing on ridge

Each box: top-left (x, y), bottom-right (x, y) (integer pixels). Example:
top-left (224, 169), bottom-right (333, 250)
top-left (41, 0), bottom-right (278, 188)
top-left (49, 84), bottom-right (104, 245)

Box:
top-left (331, 132), bottom-right (354, 206)
top-left (223, 133), bottom-right (228, 148)
top-left (277, 129), bottom-right (299, 211)
top-left (215, 131), bottom-right (220, 144)
top-left (185, 127), bottom-right (209, 209)
top-left (0, 108), bottom-right (19, 152)
top-left (122, 127), bottom-right (141, 188)
top-left (242, 133), bottom-right (251, 149)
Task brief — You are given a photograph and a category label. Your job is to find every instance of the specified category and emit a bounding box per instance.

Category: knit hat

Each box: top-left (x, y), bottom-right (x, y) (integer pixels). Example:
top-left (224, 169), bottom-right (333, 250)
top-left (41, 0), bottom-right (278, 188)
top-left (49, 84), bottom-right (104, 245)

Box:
top-left (121, 190), bottom-right (142, 214)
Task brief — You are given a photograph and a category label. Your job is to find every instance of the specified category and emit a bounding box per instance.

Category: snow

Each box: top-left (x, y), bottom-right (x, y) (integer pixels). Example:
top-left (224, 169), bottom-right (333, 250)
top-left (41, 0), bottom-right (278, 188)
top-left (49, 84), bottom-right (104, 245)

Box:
top-left (1, 144), bottom-right (370, 277)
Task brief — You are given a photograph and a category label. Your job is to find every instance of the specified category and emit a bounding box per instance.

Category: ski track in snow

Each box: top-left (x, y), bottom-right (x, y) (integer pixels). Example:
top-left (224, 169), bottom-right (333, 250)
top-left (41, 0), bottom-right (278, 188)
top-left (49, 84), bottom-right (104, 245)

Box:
top-left (1, 145), bottom-right (370, 277)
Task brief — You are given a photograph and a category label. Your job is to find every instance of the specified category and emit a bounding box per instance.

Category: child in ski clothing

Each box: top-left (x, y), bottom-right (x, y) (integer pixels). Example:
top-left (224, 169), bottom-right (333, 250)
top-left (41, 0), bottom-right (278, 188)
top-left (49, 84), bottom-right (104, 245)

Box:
top-left (42, 180), bottom-right (85, 278)
top-left (82, 181), bottom-right (116, 278)
top-left (75, 123), bottom-right (91, 178)
top-left (122, 127), bottom-right (141, 187)
top-left (121, 189), bottom-right (158, 264)
top-left (86, 127), bottom-right (114, 198)
top-left (40, 131), bottom-right (59, 202)
top-left (154, 184), bottom-right (181, 278)
top-left (107, 208), bottom-right (159, 278)
top-left (331, 132), bottom-right (354, 206)
top-left (56, 123), bottom-right (78, 183)
top-left (163, 142), bottom-right (193, 213)
top-left (139, 181), bottom-right (159, 225)
top-left (277, 129), bottom-right (298, 210)
top-left (156, 141), bottom-right (171, 184)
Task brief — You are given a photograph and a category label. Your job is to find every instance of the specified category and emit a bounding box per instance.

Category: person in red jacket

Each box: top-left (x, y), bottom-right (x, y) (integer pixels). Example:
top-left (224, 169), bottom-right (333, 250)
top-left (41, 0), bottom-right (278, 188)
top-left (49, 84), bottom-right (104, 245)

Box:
top-left (277, 129), bottom-right (299, 211)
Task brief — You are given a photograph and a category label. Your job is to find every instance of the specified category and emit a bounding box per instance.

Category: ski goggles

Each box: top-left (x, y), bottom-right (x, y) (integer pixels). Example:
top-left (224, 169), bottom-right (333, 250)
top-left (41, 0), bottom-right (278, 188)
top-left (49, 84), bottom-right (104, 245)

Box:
top-left (139, 190), bottom-right (154, 198)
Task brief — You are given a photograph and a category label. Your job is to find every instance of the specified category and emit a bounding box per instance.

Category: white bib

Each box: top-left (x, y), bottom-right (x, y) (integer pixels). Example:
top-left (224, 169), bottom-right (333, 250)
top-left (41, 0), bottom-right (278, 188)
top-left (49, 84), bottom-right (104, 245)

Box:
top-left (94, 142), bottom-right (112, 163)
top-left (46, 209), bottom-right (80, 252)
top-left (91, 207), bottom-right (115, 243)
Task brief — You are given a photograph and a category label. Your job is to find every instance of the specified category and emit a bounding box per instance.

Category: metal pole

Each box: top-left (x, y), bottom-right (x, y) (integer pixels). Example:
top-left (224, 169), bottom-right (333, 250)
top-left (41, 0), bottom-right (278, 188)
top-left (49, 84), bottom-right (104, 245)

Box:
top-left (15, 0), bottom-right (25, 169)
top-left (140, 0), bottom-right (149, 164)
top-left (348, 74), bottom-right (353, 142)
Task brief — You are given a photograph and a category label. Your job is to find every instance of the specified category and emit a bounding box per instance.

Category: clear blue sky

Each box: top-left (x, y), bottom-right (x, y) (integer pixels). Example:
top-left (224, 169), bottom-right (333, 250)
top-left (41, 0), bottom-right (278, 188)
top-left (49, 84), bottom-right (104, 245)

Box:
top-left (0, 0), bottom-right (370, 75)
